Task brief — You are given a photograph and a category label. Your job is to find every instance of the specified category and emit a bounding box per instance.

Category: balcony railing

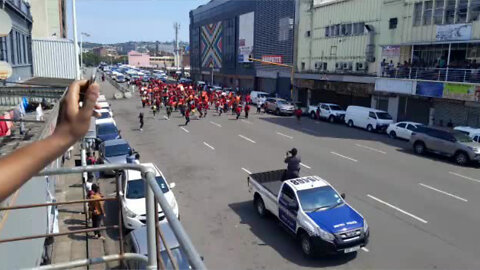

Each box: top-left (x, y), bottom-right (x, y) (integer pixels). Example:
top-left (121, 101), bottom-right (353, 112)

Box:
top-left (380, 67), bottom-right (480, 84)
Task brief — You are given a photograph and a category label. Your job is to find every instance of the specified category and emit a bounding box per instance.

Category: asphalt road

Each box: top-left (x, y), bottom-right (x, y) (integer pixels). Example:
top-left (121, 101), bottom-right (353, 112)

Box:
top-left (98, 77), bottom-right (480, 270)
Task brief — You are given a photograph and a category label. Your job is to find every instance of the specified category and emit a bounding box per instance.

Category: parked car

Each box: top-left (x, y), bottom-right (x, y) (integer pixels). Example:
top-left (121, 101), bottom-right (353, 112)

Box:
top-left (97, 108), bottom-right (113, 120)
top-left (308, 103), bottom-right (346, 123)
top-left (124, 222), bottom-right (193, 270)
top-left (454, 126), bottom-right (480, 142)
top-left (387, 121), bottom-right (424, 140)
top-left (119, 163), bottom-right (178, 230)
top-left (115, 75), bottom-right (126, 83)
top-left (97, 95), bottom-right (107, 102)
top-left (97, 102), bottom-right (111, 110)
top-left (250, 91), bottom-right (270, 105)
top-left (96, 122), bottom-right (121, 144)
top-left (264, 98), bottom-right (295, 116)
top-left (410, 126), bottom-right (480, 165)
top-left (344, 106), bottom-right (393, 132)
top-left (179, 78), bottom-right (192, 84)
top-left (98, 139), bottom-right (133, 175)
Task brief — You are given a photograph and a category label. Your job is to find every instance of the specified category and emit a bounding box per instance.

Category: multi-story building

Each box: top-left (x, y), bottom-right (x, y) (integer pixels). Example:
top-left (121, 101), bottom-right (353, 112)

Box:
top-left (26, 0), bottom-right (67, 38)
top-left (190, 0), bottom-right (295, 96)
top-left (92, 46), bottom-right (118, 58)
top-left (296, 0), bottom-right (480, 127)
top-left (0, 0), bottom-right (33, 83)
top-left (150, 55), bottom-right (176, 68)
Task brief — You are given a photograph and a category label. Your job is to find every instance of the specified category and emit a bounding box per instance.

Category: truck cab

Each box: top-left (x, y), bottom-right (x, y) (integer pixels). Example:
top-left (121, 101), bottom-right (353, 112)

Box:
top-left (248, 170), bottom-right (369, 257)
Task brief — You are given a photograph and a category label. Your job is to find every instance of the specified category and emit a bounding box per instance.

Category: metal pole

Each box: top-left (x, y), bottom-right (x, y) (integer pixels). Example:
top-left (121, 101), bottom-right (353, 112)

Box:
top-left (115, 176), bottom-right (125, 267)
top-left (80, 34), bottom-right (83, 75)
top-left (145, 171), bottom-right (157, 270)
top-left (36, 253), bottom-right (148, 270)
top-left (446, 43), bottom-right (452, 80)
top-left (72, 0), bottom-right (81, 80)
top-left (211, 67), bottom-right (214, 85)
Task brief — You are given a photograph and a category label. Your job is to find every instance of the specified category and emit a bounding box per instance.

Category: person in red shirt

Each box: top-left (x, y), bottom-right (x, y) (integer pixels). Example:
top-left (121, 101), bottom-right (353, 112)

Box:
top-left (244, 103), bottom-right (250, 119)
top-left (236, 105), bottom-right (242, 120)
top-left (295, 107), bottom-right (303, 123)
top-left (185, 109), bottom-right (191, 126)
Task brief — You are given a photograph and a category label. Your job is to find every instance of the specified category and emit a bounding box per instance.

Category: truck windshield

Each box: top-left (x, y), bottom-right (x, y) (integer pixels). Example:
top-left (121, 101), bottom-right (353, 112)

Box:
top-left (453, 131), bottom-right (473, 143)
top-left (376, 112), bottom-right (392, 120)
top-left (297, 186), bottom-right (343, 212)
top-left (329, 105), bottom-right (343, 111)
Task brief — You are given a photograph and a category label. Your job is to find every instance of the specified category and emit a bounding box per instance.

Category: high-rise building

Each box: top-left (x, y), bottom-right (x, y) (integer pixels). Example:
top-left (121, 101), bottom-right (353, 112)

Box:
top-left (26, 0), bottom-right (67, 38)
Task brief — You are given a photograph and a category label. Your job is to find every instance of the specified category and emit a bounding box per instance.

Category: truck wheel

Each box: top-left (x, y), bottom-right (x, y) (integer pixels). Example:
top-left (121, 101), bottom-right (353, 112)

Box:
top-left (254, 196), bottom-right (266, 217)
top-left (367, 124), bottom-right (374, 132)
top-left (310, 111), bottom-right (316, 119)
top-left (300, 232), bottom-right (314, 257)
top-left (348, 120), bottom-right (354, 127)
top-left (454, 151), bottom-right (469, 166)
top-left (328, 116), bottom-right (335, 123)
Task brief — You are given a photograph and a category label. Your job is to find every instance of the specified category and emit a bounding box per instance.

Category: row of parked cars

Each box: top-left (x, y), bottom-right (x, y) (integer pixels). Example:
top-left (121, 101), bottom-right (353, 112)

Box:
top-left (305, 102), bottom-right (480, 166)
top-left (92, 95), bottom-right (189, 269)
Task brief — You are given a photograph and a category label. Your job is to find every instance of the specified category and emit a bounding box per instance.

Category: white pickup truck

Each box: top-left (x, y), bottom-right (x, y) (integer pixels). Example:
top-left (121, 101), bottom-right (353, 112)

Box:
top-left (308, 103), bottom-right (346, 123)
top-left (248, 169), bottom-right (369, 257)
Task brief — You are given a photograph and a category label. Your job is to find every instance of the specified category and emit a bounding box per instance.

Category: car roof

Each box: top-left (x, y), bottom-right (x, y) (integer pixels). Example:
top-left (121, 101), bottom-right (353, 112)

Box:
top-left (103, 139), bottom-right (129, 147)
top-left (96, 118), bottom-right (115, 125)
top-left (396, 121), bottom-right (422, 125)
top-left (126, 163), bottom-right (161, 181)
top-left (128, 222), bottom-right (180, 255)
top-left (347, 106), bottom-right (386, 112)
top-left (320, 103), bottom-right (340, 106)
top-left (286, 176), bottom-right (329, 191)
top-left (98, 109), bottom-right (112, 113)
top-left (454, 126), bottom-right (480, 133)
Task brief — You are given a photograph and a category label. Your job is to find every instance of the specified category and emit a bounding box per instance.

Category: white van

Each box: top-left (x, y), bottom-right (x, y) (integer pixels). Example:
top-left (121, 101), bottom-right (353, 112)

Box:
top-left (250, 91), bottom-right (270, 105)
top-left (344, 106), bottom-right (393, 132)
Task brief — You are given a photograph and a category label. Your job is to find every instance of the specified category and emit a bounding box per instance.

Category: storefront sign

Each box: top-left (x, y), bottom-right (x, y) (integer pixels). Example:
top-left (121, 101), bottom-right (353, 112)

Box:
top-left (436, 24), bottom-right (472, 41)
top-left (238, 12), bottom-right (254, 63)
top-left (261, 55), bottom-right (283, 64)
top-left (0, 10), bottom-right (12, 37)
top-left (0, 61), bottom-right (12, 80)
top-left (416, 82), bottom-right (444, 98)
top-left (375, 78), bottom-right (415, 95)
top-left (381, 46), bottom-right (400, 57)
top-left (443, 83), bottom-right (480, 102)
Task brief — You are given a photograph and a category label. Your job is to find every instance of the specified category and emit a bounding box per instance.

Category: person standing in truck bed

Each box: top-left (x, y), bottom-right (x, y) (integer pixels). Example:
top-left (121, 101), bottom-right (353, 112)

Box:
top-left (284, 148), bottom-right (301, 180)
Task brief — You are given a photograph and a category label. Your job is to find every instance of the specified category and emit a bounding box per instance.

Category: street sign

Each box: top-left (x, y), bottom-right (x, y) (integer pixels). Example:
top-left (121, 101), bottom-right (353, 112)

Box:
top-left (0, 10), bottom-right (12, 37)
top-left (0, 61), bottom-right (13, 80)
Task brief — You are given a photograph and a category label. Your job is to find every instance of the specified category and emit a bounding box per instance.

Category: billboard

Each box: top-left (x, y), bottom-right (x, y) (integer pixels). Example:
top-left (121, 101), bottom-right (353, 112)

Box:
top-left (436, 24), bottom-right (472, 41)
top-left (416, 82), bottom-right (444, 98)
top-left (443, 83), bottom-right (480, 102)
top-left (238, 12), bottom-right (254, 63)
top-left (261, 55), bottom-right (283, 64)
top-left (201, 22), bottom-right (223, 68)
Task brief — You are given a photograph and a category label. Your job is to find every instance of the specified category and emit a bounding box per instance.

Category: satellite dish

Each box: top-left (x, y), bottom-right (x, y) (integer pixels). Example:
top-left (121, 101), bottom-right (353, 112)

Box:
top-left (0, 9), bottom-right (13, 37)
top-left (0, 61), bottom-right (13, 80)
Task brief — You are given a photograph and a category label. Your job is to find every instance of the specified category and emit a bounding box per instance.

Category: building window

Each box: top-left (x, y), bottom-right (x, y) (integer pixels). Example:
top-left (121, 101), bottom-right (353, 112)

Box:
top-left (434, 0), bottom-right (445, 24)
top-left (278, 17), bottom-right (291, 42)
top-left (325, 27), bottom-right (330, 37)
top-left (414, 2), bottom-right (423, 26)
top-left (456, 0), bottom-right (468, 23)
top-left (470, 0), bottom-right (480, 21)
top-left (341, 24), bottom-right (352, 36)
top-left (353, 22), bottom-right (365, 35)
top-left (10, 32), bottom-right (16, 65)
top-left (445, 0), bottom-right (456, 24)
top-left (0, 37), bottom-right (6, 61)
top-left (306, 30), bottom-right (311, 37)
top-left (333, 24), bottom-right (340, 36)
top-left (389, 18), bottom-right (398, 29)
top-left (301, 62), bottom-right (305, 71)
top-left (424, 1), bottom-right (433, 25)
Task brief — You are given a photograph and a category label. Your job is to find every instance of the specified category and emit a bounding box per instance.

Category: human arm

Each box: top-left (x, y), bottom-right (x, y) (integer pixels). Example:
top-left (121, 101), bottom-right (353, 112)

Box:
top-left (0, 80), bottom-right (99, 202)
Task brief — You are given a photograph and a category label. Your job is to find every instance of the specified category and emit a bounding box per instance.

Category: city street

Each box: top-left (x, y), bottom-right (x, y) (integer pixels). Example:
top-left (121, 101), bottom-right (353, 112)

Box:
top-left (99, 79), bottom-right (480, 270)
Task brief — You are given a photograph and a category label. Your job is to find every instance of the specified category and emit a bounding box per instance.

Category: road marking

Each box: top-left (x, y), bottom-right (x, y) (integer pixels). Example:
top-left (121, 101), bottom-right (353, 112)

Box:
top-left (330, 152), bottom-right (358, 162)
top-left (180, 127), bottom-right (189, 133)
top-left (210, 121), bottom-right (222, 127)
top-left (419, 183), bottom-right (468, 202)
top-left (300, 163), bottom-right (311, 169)
top-left (238, 134), bottom-right (256, 144)
top-left (367, 194), bottom-right (428, 224)
top-left (361, 247), bottom-right (369, 252)
top-left (163, 115), bottom-right (168, 120)
top-left (203, 142), bottom-right (215, 150)
top-left (276, 132), bottom-right (293, 139)
top-left (242, 168), bottom-right (252, 174)
top-left (241, 119), bottom-right (253, 124)
top-left (449, 172), bottom-right (480, 183)
top-left (355, 144), bottom-right (387, 154)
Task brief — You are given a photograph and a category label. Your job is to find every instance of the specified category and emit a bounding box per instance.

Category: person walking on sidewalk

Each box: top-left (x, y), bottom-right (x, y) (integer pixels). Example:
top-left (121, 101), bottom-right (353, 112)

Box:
top-left (138, 112), bottom-right (144, 131)
top-left (89, 184), bottom-right (106, 240)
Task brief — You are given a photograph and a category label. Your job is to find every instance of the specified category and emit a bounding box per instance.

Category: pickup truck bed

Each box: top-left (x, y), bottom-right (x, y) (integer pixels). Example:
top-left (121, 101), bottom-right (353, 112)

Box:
top-left (249, 169), bottom-right (286, 197)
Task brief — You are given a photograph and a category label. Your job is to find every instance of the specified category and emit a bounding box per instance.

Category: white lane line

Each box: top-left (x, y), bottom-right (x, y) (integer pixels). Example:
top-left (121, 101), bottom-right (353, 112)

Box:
top-left (203, 142), bottom-right (215, 150)
top-left (241, 119), bottom-right (253, 124)
top-left (300, 163), bottom-right (311, 169)
top-left (419, 183), bottom-right (468, 202)
top-left (361, 247), bottom-right (369, 252)
top-left (238, 134), bottom-right (256, 144)
top-left (180, 127), bottom-right (189, 133)
top-left (276, 132), bottom-right (293, 139)
top-left (449, 172), bottom-right (480, 183)
top-left (241, 168), bottom-right (252, 174)
top-left (163, 115), bottom-right (168, 120)
top-left (355, 144), bottom-right (387, 154)
top-left (367, 194), bottom-right (428, 224)
top-left (330, 152), bottom-right (358, 162)
top-left (210, 121), bottom-right (222, 127)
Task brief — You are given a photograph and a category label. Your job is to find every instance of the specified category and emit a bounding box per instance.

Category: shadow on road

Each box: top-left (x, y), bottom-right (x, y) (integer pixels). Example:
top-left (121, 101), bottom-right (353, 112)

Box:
top-left (228, 201), bottom-right (356, 268)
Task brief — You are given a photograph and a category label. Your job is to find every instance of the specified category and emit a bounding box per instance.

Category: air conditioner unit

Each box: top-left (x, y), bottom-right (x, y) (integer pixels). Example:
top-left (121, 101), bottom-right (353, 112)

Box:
top-left (356, 62), bottom-right (367, 71)
top-left (315, 62), bottom-right (327, 71)
top-left (335, 62), bottom-right (343, 70)
top-left (342, 62), bottom-right (349, 70)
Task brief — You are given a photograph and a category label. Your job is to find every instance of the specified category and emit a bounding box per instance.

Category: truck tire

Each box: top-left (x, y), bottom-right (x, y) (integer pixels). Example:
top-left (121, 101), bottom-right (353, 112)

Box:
top-left (367, 124), bottom-right (374, 132)
top-left (348, 120), bottom-right (354, 127)
top-left (454, 151), bottom-right (469, 166)
top-left (254, 196), bottom-right (267, 217)
top-left (300, 232), bottom-right (314, 257)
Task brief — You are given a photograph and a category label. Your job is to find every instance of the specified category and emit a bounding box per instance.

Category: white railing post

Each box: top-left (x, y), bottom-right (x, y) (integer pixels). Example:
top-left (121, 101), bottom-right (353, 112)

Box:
top-left (144, 171), bottom-right (157, 270)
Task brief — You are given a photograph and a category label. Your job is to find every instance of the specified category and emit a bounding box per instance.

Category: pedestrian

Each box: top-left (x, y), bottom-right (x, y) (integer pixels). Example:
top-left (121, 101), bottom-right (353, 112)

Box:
top-left (185, 109), bottom-right (191, 126)
top-left (89, 184), bottom-right (106, 240)
top-left (284, 148), bottom-right (301, 180)
top-left (257, 102), bottom-right (261, 113)
top-left (152, 104), bottom-right (157, 117)
top-left (244, 103), bottom-right (250, 119)
top-left (295, 107), bottom-right (302, 122)
top-left (138, 112), bottom-right (144, 131)
top-left (141, 96), bottom-right (146, 108)
top-left (166, 106), bottom-right (172, 119)
top-left (236, 105), bottom-right (242, 120)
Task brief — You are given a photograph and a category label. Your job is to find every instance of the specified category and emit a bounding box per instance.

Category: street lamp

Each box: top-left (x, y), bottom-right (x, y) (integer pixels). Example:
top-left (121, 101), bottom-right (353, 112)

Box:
top-left (80, 32), bottom-right (90, 71)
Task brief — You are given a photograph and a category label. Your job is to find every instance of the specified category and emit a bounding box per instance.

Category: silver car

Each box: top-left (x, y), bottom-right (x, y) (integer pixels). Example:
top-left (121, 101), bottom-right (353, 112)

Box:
top-left (264, 98), bottom-right (295, 116)
top-left (410, 126), bottom-right (480, 166)
top-left (98, 139), bottom-right (133, 175)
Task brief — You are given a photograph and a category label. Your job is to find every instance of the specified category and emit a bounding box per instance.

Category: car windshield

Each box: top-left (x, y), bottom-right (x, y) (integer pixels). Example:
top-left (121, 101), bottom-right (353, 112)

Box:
top-left (99, 112), bottom-right (111, 119)
top-left (277, 100), bottom-right (290, 105)
top-left (297, 186), bottom-right (343, 212)
top-left (126, 176), bottom-right (169, 199)
top-left (376, 112), bottom-right (393, 120)
top-left (105, 143), bottom-right (130, 157)
top-left (160, 248), bottom-right (190, 270)
top-left (258, 94), bottom-right (268, 98)
top-left (453, 131), bottom-right (473, 143)
top-left (97, 124), bottom-right (118, 134)
top-left (329, 105), bottom-right (343, 111)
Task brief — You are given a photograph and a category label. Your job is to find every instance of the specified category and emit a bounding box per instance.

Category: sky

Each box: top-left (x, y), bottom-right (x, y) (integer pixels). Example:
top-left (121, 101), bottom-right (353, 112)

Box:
top-left (67, 0), bottom-right (210, 44)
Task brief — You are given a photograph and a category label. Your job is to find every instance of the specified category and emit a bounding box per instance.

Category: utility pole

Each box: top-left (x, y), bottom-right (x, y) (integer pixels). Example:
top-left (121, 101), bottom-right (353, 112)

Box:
top-left (72, 0), bottom-right (81, 79)
top-left (173, 22), bottom-right (180, 70)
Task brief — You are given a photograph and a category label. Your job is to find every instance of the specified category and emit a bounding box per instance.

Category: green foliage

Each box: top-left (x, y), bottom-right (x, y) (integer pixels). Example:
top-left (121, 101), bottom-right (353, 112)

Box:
top-left (82, 52), bottom-right (128, 67)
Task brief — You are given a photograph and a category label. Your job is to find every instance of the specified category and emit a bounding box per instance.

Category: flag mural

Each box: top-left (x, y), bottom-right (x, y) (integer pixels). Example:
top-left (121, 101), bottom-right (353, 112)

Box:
top-left (201, 22), bottom-right (223, 69)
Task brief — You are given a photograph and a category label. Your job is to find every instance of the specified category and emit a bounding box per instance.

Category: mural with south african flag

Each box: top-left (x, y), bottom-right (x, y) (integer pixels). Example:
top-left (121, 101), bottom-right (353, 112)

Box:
top-left (201, 21), bottom-right (223, 69)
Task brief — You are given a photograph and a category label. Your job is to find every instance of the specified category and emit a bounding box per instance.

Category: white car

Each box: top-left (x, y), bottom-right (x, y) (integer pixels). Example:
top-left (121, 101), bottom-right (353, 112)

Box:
top-left (120, 163), bottom-right (178, 230)
top-left (387, 121), bottom-right (424, 140)
top-left (308, 103), bottom-right (346, 123)
top-left (96, 117), bottom-right (116, 126)
top-left (98, 101), bottom-right (110, 110)
top-left (97, 108), bottom-right (113, 119)
top-left (98, 95), bottom-right (107, 102)
top-left (454, 126), bottom-right (480, 143)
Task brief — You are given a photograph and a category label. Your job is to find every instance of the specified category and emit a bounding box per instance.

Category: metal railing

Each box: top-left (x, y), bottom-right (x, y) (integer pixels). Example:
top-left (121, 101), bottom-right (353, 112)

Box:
top-left (380, 67), bottom-right (480, 84)
top-left (0, 163), bottom-right (206, 270)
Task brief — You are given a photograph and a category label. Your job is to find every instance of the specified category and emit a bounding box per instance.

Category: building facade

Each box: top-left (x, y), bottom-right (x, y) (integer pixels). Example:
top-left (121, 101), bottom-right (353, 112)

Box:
top-left (26, 0), bottom-right (67, 38)
top-left (296, 0), bottom-right (480, 127)
top-left (190, 0), bottom-right (295, 97)
top-left (0, 0), bottom-right (33, 83)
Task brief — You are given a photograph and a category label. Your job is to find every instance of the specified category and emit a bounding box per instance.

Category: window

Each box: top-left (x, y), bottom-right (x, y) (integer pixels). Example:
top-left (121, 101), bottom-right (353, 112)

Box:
top-left (414, 2), bottom-right (423, 26)
top-left (325, 26), bottom-right (330, 37)
top-left (301, 62), bottom-right (305, 71)
top-left (278, 17), bottom-right (291, 42)
top-left (280, 185), bottom-right (296, 201)
top-left (353, 22), bottom-right (365, 35)
top-left (470, 0), bottom-right (480, 21)
top-left (321, 104), bottom-right (329, 110)
top-left (341, 24), bottom-right (352, 36)
top-left (474, 135), bottom-right (479, 142)
top-left (333, 24), bottom-right (340, 36)
top-left (0, 37), bottom-right (6, 61)
top-left (10, 32), bottom-right (15, 65)
top-left (457, 0), bottom-right (468, 23)
top-left (389, 18), bottom-right (398, 29)
top-left (407, 124), bottom-right (421, 131)
top-left (397, 123), bottom-right (407, 128)
top-left (434, 0), bottom-right (445, 24)
top-left (306, 30), bottom-right (311, 37)
top-left (369, 112), bottom-right (377, 119)
top-left (445, 0), bottom-right (456, 24)
top-left (424, 1), bottom-right (433, 25)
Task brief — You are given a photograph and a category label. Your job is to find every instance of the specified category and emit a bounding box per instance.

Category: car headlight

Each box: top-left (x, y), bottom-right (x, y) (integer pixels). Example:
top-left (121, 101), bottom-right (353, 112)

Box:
top-left (316, 226), bottom-right (335, 242)
top-left (363, 220), bottom-right (368, 232)
top-left (124, 207), bottom-right (137, 218)
top-left (468, 146), bottom-right (479, 152)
